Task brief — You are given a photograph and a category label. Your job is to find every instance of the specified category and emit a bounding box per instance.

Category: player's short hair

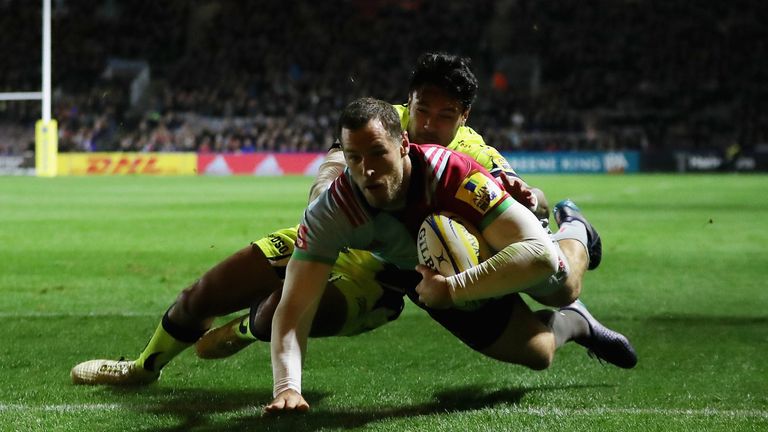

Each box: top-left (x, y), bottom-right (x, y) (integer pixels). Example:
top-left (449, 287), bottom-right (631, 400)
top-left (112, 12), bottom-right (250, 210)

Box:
top-left (409, 52), bottom-right (478, 111)
top-left (337, 97), bottom-right (402, 144)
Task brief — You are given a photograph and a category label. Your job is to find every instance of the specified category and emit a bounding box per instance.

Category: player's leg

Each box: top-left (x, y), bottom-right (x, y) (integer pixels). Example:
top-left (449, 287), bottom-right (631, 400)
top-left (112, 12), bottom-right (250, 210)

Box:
top-left (524, 199), bottom-right (601, 307)
top-left (555, 299), bottom-right (637, 368)
top-left (195, 250), bottom-right (406, 358)
top-left (403, 285), bottom-right (635, 370)
top-left (553, 199), bottom-right (602, 271)
top-left (194, 282), bottom-right (349, 359)
top-left (131, 244), bottom-right (282, 370)
top-left (474, 295), bottom-right (558, 370)
top-left (482, 298), bottom-right (636, 369)
top-left (400, 292), bottom-right (557, 370)
top-left (71, 229), bottom-right (292, 385)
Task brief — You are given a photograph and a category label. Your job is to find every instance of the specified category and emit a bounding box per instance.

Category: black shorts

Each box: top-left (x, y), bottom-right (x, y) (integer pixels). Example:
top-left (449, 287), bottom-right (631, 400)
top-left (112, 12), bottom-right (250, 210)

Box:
top-left (406, 291), bottom-right (519, 351)
top-left (375, 268), bottom-right (518, 351)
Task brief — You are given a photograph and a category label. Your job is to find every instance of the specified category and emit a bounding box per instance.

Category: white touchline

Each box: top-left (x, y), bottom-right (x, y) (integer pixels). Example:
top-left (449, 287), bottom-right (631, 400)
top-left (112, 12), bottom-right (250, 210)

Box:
top-left (0, 403), bottom-right (263, 416)
top-left (0, 404), bottom-right (765, 419)
top-left (497, 406), bottom-right (768, 418)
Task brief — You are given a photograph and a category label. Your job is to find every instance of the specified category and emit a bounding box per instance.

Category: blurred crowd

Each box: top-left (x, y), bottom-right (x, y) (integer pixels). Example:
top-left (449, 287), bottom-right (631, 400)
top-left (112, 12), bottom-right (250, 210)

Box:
top-left (1, 0), bottom-right (766, 156)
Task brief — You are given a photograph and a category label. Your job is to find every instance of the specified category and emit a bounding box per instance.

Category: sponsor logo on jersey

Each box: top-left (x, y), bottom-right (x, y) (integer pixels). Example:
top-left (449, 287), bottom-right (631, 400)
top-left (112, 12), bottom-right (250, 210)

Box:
top-left (456, 171), bottom-right (503, 213)
top-left (491, 155), bottom-right (513, 172)
top-left (268, 233), bottom-right (291, 255)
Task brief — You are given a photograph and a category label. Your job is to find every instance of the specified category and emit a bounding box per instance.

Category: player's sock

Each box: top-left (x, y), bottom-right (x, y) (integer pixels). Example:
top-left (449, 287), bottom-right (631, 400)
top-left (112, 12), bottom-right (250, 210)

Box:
top-left (535, 309), bottom-right (590, 348)
top-left (551, 220), bottom-right (589, 254)
top-left (236, 313), bottom-right (259, 340)
top-left (134, 306), bottom-right (207, 373)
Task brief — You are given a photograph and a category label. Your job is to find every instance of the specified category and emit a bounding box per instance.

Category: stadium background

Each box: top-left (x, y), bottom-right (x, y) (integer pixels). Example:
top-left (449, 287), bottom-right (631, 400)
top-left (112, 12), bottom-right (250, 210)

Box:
top-left (1, 0), bottom-right (767, 174)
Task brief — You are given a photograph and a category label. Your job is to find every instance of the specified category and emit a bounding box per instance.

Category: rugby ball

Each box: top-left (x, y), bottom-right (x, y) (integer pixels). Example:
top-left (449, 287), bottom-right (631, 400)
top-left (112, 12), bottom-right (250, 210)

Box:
top-left (417, 213), bottom-right (490, 309)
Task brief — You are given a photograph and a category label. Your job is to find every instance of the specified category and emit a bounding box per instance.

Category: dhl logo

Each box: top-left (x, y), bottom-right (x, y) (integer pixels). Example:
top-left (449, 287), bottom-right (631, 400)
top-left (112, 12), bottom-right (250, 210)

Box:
top-left (86, 156), bottom-right (162, 174)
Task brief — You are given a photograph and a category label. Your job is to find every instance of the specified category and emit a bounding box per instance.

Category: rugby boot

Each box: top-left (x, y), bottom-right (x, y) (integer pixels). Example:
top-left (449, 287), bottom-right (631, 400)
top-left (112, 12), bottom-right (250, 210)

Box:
top-left (561, 300), bottom-right (637, 369)
top-left (195, 314), bottom-right (254, 359)
top-left (71, 358), bottom-right (160, 385)
top-left (553, 199), bottom-right (602, 270)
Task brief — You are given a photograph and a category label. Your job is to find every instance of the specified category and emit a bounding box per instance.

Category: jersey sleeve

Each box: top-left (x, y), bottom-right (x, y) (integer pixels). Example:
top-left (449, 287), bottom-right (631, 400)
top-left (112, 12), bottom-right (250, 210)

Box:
top-left (421, 145), bottom-right (513, 232)
top-left (448, 127), bottom-right (519, 180)
top-left (293, 172), bottom-right (373, 265)
top-left (449, 168), bottom-right (513, 231)
top-left (293, 192), bottom-right (346, 265)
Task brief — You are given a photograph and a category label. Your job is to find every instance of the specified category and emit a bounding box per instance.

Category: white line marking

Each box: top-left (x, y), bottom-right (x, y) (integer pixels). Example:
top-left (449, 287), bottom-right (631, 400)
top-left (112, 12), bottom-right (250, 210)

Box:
top-left (497, 406), bottom-right (768, 419)
top-left (0, 403), bottom-right (765, 419)
top-left (0, 403), bottom-right (123, 412)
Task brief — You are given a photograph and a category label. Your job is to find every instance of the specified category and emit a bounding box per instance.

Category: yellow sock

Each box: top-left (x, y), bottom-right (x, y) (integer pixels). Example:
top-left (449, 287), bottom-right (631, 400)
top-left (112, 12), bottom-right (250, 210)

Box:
top-left (134, 322), bottom-right (193, 373)
top-left (135, 307), bottom-right (206, 372)
top-left (234, 314), bottom-right (259, 341)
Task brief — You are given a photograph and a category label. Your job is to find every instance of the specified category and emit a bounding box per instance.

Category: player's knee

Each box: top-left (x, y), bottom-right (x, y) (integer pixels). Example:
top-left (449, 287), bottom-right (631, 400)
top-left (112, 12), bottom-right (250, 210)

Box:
top-left (542, 285), bottom-right (580, 308)
top-left (177, 278), bottom-right (214, 320)
top-left (483, 343), bottom-right (553, 370)
top-left (249, 290), bottom-right (282, 342)
top-left (522, 336), bottom-right (554, 370)
top-left (249, 314), bottom-right (271, 342)
top-left (524, 350), bottom-right (553, 371)
top-left (562, 273), bottom-right (582, 301)
top-left (168, 286), bottom-right (214, 330)
top-left (528, 281), bottom-right (580, 308)
top-left (248, 316), bottom-right (271, 342)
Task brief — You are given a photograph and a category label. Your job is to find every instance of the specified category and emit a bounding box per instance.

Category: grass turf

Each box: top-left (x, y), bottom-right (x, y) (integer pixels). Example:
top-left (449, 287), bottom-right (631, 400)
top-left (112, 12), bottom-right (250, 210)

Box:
top-left (0, 174), bottom-right (766, 431)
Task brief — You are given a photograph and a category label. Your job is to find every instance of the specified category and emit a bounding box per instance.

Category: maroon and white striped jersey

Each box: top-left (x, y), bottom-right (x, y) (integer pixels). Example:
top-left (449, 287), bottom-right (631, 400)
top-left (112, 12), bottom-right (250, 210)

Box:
top-left (293, 143), bottom-right (513, 269)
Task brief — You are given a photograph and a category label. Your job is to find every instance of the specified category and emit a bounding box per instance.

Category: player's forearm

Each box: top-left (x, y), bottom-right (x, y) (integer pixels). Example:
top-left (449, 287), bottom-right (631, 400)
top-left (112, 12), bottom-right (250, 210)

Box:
top-left (271, 323), bottom-right (304, 396)
top-left (445, 203), bottom-right (558, 305)
top-left (446, 237), bottom-right (557, 305)
top-left (307, 149), bottom-right (346, 203)
top-left (271, 298), bottom-right (317, 396)
top-left (270, 259), bottom-right (331, 397)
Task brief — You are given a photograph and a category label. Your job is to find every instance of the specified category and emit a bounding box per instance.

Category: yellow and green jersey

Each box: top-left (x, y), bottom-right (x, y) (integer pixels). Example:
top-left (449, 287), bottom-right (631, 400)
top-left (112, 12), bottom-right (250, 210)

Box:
top-left (393, 104), bottom-right (517, 179)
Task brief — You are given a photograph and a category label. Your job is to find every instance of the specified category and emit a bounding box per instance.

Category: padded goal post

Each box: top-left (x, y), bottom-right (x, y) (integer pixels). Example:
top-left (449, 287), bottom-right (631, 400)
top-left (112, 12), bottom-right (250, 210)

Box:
top-left (35, 119), bottom-right (58, 177)
top-left (0, 0), bottom-right (55, 176)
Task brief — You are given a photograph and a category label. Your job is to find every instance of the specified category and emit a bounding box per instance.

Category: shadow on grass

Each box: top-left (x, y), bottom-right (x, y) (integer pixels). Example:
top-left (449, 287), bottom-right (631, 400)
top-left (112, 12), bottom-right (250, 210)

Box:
top-left (112, 383), bottom-right (606, 432)
top-left (646, 314), bottom-right (768, 326)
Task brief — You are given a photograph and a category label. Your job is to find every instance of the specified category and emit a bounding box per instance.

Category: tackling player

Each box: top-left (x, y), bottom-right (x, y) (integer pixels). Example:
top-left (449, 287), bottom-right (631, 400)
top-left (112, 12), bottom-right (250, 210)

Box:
top-left (266, 98), bottom-right (634, 412)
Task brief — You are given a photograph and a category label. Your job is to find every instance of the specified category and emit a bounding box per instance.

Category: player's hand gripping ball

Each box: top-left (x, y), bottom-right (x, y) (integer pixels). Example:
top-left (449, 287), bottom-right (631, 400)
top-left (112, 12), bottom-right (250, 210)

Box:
top-left (417, 212), bottom-right (490, 310)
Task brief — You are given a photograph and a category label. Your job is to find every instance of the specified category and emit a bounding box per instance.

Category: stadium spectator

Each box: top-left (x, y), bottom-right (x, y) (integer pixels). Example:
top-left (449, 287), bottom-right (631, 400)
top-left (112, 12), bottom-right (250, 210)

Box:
top-left (1, 0), bottom-right (765, 156)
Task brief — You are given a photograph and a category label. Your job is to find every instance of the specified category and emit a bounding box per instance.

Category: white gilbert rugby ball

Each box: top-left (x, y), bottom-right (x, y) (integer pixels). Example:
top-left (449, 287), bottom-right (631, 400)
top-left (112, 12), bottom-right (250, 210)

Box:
top-left (417, 213), bottom-right (490, 310)
top-left (417, 212), bottom-right (489, 277)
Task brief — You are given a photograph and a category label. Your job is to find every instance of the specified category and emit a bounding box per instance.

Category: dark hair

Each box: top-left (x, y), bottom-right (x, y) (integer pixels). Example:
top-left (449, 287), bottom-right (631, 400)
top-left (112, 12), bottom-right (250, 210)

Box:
top-left (337, 97), bottom-right (402, 143)
top-left (408, 52), bottom-right (478, 111)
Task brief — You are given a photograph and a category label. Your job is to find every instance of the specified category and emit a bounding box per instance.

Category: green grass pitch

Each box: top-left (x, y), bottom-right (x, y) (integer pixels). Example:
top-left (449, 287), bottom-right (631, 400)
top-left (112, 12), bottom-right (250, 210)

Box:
top-left (0, 174), bottom-right (766, 431)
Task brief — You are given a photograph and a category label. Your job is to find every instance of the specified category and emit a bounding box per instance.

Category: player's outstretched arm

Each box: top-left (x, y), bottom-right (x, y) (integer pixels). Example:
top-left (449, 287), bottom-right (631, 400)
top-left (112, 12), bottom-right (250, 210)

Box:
top-left (268, 258), bottom-right (332, 413)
